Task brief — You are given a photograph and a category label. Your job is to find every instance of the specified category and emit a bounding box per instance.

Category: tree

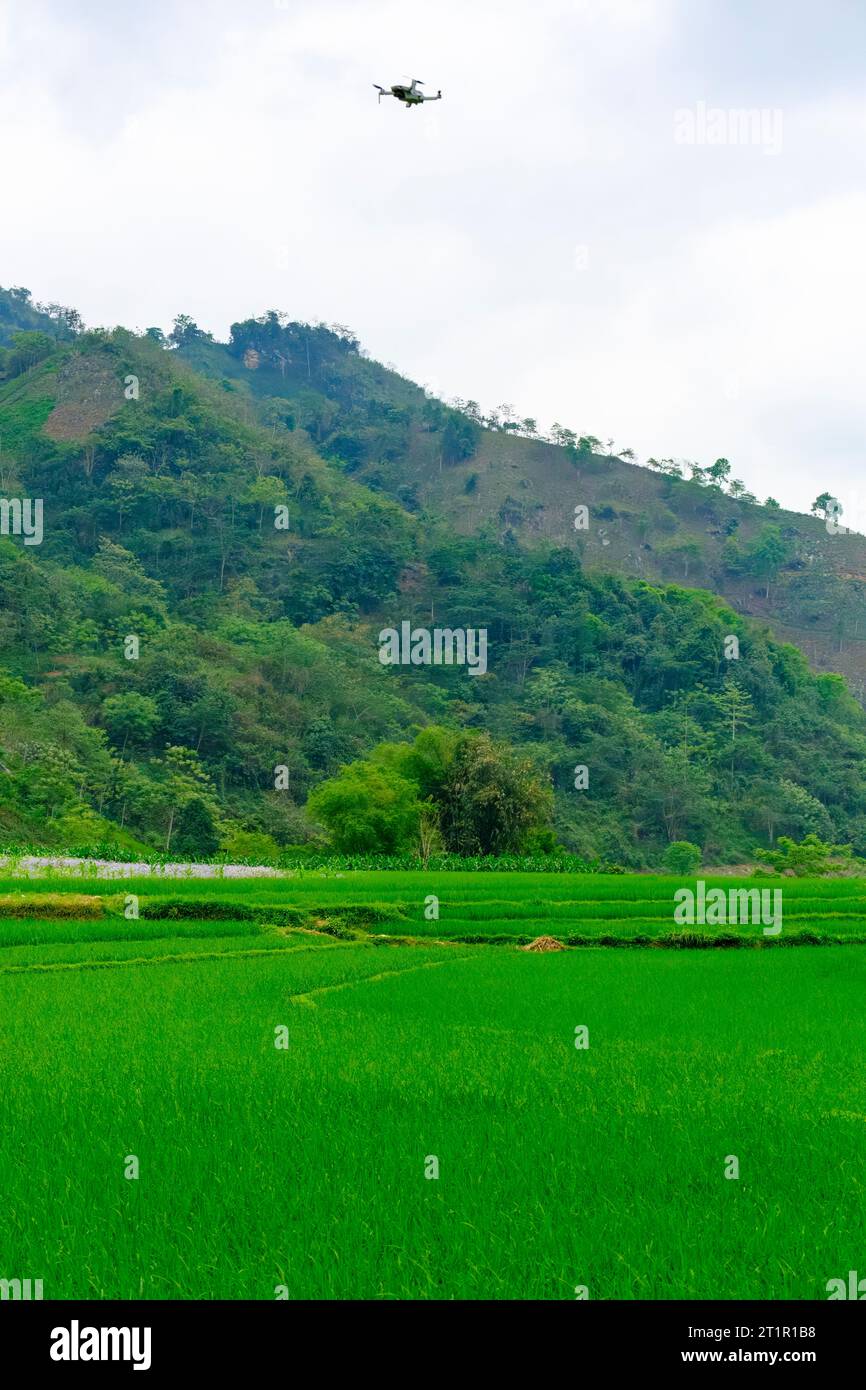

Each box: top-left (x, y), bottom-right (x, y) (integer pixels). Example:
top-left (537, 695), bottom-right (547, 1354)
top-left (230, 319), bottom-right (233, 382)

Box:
top-left (441, 410), bottom-right (479, 464)
top-left (168, 314), bottom-right (213, 348)
top-left (172, 797), bottom-right (220, 857)
top-left (158, 746), bottom-right (219, 852)
top-left (36, 303), bottom-right (82, 334)
top-left (306, 727), bottom-right (552, 858)
top-left (244, 475), bottom-right (289, 529)
top-left (550, 423), bottom-right (577, 448)
top-left (438, 733), bottom-right (553, 855)
top-left (811, 492), bottom-right (836, 519)
top-left (749, 524), bottom-right (790, 598)
top-left (576, 434), bottom-right (601, 456)
top-left (261, 397), bottom-right (296, 435)
top-left (418, 804), bottom-right (442, 867)
top-left (101, 692), bottom-right (159, 755)
top-left (659, 538), bottom-right (702, 579)
top-left (771, 781), bottom-right (834, 840)
top-left (707, 458), bottom-right (731, 487)
top-left (5, 330), bottom-right (56, 377)
top-left (707, 679), bottom-right (754, 794)
top-left (307, 762), bottom-right (422, 853)
top-left (709, 679), bottom-right (753, 744)
top-left (377, 725), bottom-right (459, 801)
top-left (627, 745), bottom-right (712, 844)
top-left (107, 454), bottom-right (152, 531)
top-left (658, 458), bottom-right (683, 478)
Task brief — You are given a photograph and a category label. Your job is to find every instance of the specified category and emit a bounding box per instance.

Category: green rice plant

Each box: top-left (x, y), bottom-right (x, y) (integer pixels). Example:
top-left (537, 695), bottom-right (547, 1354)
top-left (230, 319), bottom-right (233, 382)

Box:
top-left (0, 945), bottom-right (863, 1298)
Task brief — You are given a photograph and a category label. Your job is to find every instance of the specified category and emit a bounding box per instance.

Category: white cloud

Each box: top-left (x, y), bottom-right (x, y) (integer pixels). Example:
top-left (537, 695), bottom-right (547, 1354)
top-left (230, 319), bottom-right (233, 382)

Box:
top-left (0, 0), bottom-right (862, 516)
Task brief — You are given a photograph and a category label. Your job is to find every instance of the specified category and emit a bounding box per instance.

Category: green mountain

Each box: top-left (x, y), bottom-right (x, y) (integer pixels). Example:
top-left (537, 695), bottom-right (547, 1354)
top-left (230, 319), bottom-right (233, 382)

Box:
top-left (2, 293), bottom-right (866, 865)
top-left (198, 310), bottom-right (866, 698)
top-left (0, 285), bottom-right (81, 346)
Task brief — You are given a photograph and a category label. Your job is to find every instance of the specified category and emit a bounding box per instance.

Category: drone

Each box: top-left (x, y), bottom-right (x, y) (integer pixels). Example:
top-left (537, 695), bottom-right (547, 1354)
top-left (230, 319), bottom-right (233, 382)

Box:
top-left (373, 77), bottom-right (442, 107)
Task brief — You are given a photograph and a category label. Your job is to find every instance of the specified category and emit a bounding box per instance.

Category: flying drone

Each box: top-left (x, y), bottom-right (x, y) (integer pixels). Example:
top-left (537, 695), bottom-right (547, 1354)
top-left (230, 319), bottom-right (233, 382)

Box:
top-left (373, 77), bottom-right (442, 107)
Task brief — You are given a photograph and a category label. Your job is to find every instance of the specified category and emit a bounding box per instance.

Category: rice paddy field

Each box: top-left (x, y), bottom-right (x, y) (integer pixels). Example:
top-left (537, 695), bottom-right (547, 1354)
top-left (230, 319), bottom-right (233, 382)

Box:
top-left (1, 870), bottom-right (864, 1300)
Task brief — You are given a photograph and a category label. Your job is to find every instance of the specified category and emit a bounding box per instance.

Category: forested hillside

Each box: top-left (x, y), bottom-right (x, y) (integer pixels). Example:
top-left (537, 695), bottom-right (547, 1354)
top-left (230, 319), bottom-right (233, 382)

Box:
top-left (2, 288), bottom-right (866, 865)
top-left (190, 308), bottom-right (866, 698)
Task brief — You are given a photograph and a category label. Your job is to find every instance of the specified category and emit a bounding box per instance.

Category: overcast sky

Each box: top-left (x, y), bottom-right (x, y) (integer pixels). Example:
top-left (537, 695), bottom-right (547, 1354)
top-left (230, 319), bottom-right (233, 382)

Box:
top-left (1, 0), bottom-right (864, 520)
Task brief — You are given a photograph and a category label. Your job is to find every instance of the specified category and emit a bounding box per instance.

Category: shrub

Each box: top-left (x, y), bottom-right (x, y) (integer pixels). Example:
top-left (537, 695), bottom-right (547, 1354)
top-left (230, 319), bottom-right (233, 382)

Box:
top-left (663, 841), bottom-right (702, 874)
top-left (220, 829), bottom-right (282, 862)
top-left (754, 833), bottom-right (857, 877)
top-left (172, 798), bottom-right (220, 858)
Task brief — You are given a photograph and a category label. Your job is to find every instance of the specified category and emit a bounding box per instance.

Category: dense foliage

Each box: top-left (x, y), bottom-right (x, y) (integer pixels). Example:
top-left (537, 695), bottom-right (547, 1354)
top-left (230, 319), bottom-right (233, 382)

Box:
top-left (308, 727), bottom-right (553, 856)
top-left (3, 292), bottom-right (866, 865)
